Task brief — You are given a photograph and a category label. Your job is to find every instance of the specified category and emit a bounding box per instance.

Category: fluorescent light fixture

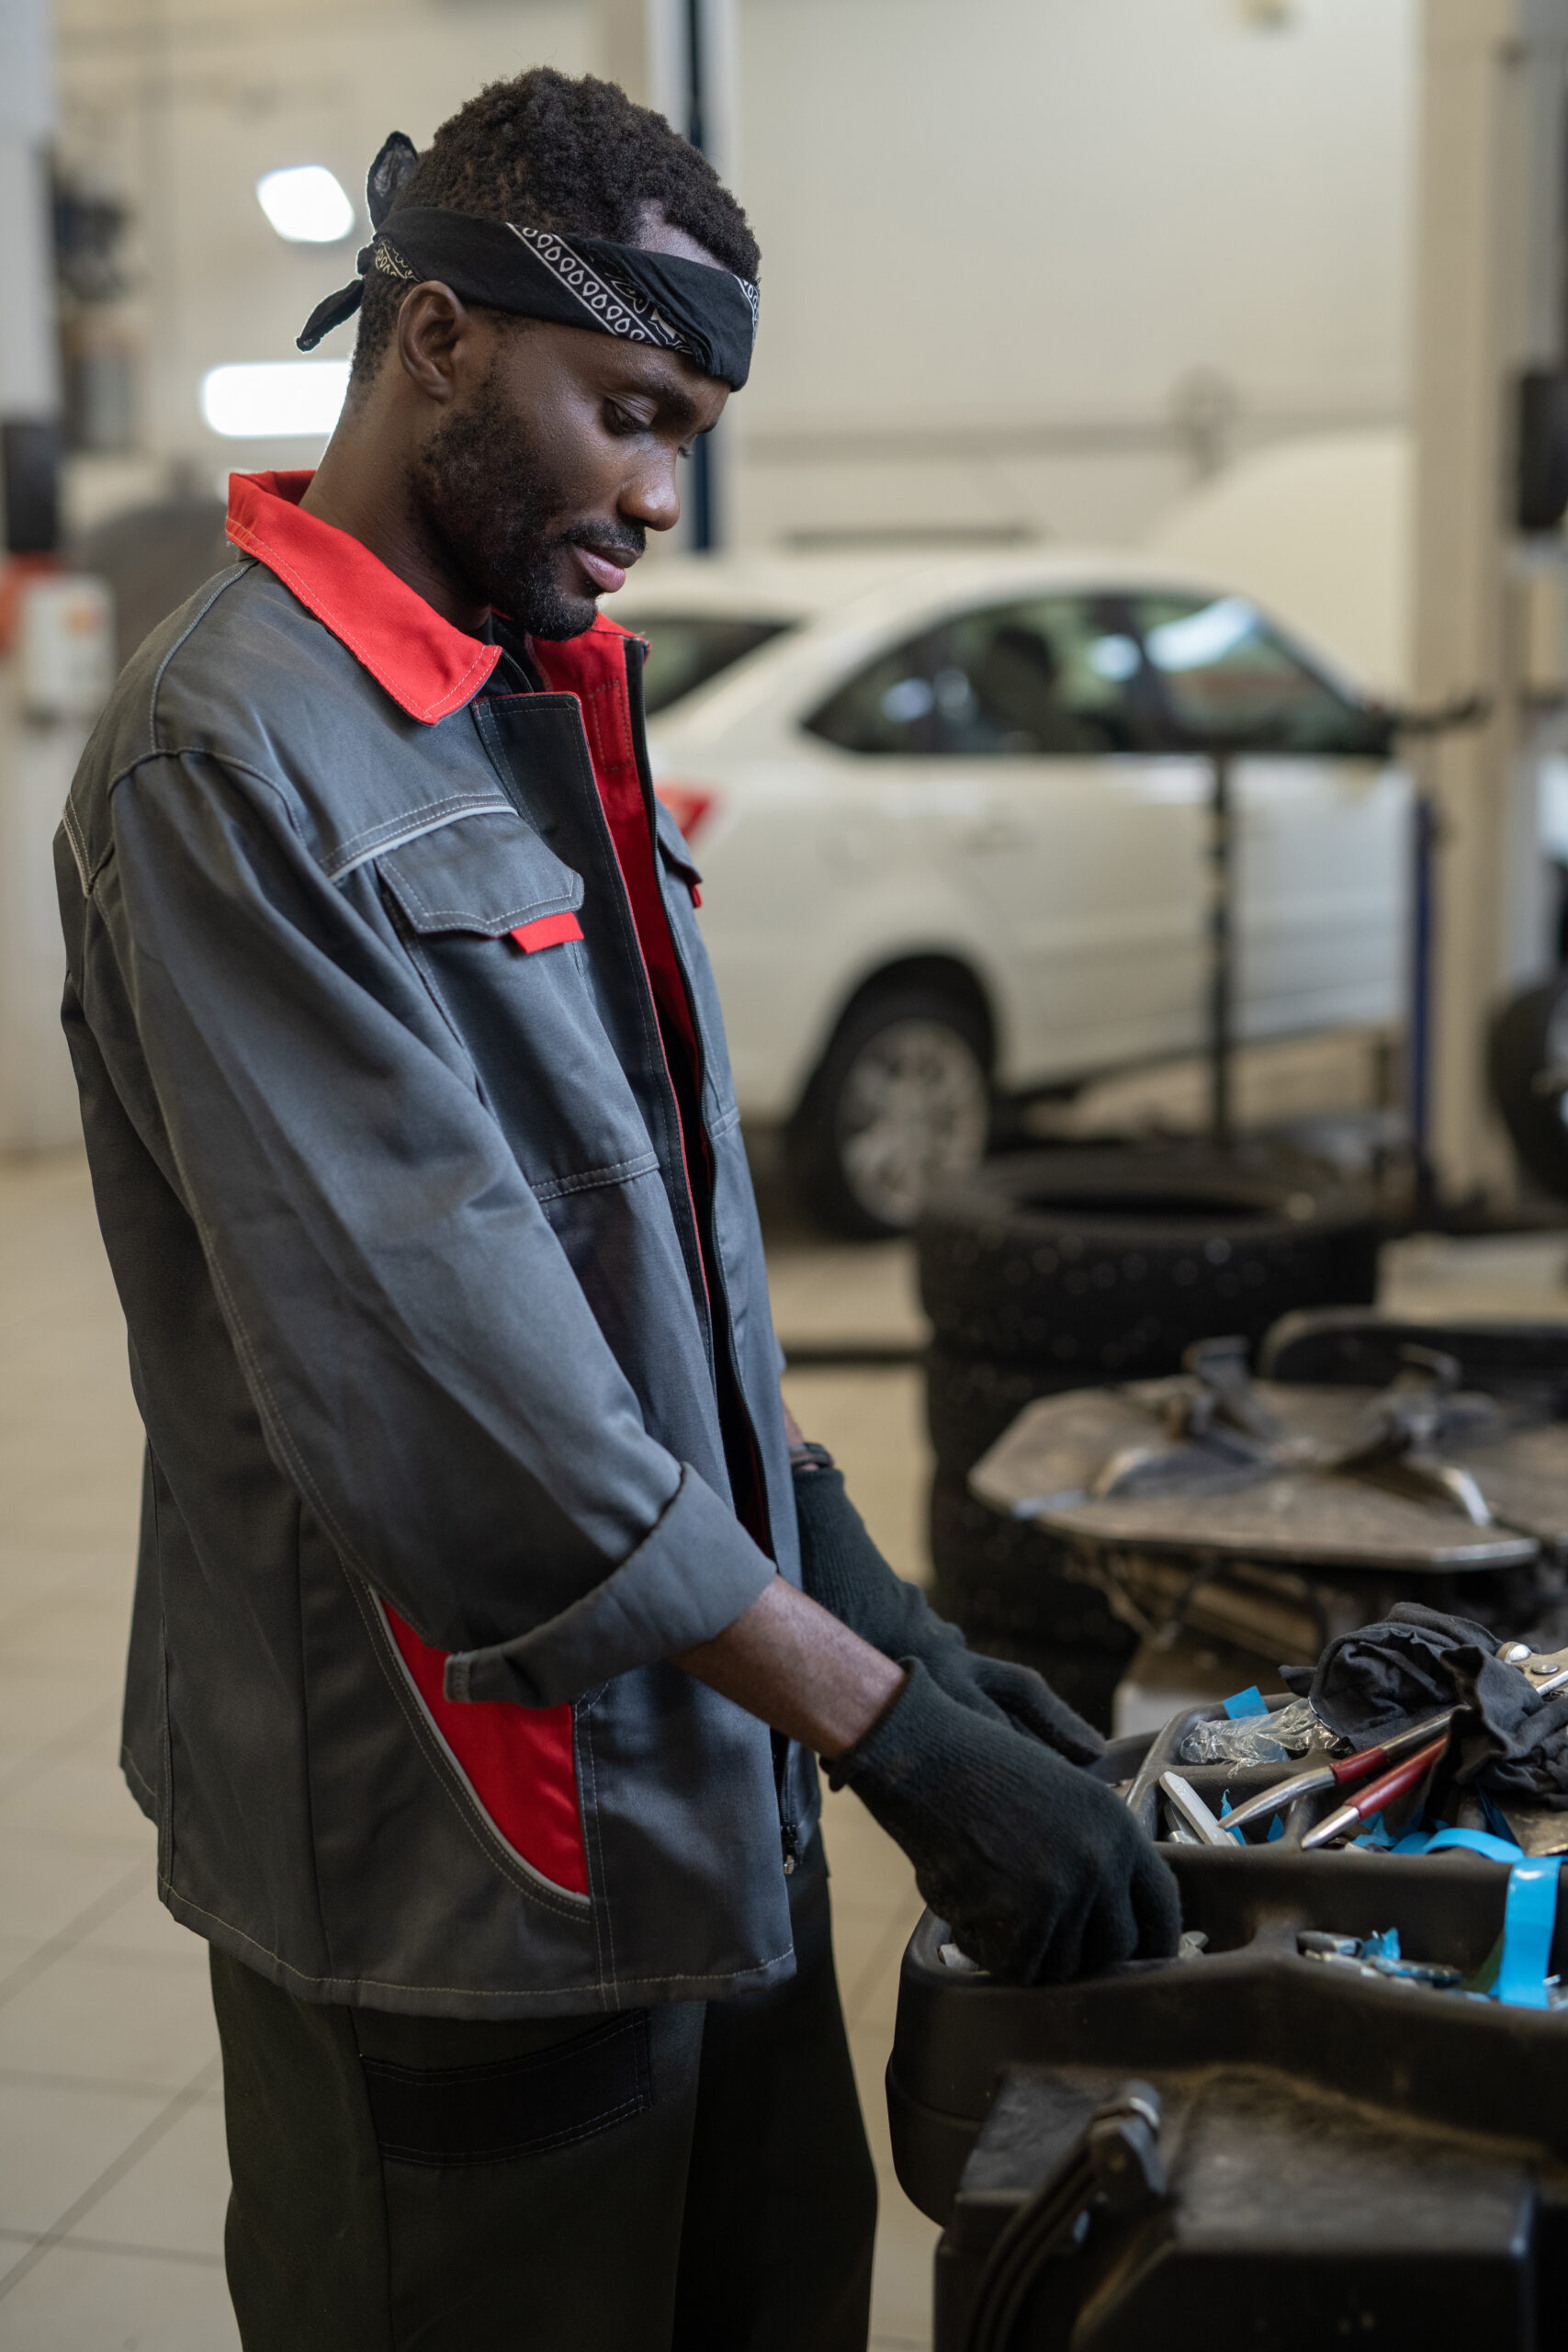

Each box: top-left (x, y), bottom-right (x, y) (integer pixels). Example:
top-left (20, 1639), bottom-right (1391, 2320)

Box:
top-left (200, 360), bottom-right (350, 438)
top-left (256, 164), bottom-right (354, 244)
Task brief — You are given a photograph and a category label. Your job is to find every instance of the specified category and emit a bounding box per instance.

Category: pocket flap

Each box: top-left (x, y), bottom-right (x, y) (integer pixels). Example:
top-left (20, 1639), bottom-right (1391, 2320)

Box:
top-left (378, 810), bottom-right (584, 937)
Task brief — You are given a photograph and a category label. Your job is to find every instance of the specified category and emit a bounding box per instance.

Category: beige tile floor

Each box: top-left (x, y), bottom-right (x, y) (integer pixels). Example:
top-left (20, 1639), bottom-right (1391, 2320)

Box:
top-left (0, 1150), bottom-right (940, 2350)
top-left (6, 1145), bottom-right (1568, 2351)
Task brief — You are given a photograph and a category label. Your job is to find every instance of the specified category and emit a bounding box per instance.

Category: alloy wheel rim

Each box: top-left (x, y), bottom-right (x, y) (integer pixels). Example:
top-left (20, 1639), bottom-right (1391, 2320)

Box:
top-left (837, 1019), bottom-right (989, 1227)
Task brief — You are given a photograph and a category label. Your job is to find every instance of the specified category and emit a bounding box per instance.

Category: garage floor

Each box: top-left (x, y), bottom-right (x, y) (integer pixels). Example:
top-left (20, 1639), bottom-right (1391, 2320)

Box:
top-left (2, 1148), bottom-right (1566, 2350)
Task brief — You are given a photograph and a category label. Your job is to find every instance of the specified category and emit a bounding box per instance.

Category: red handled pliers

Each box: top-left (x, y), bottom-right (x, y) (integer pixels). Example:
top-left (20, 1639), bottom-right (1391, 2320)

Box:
top-left (1220, 1708), bottom-right (1454, 1839)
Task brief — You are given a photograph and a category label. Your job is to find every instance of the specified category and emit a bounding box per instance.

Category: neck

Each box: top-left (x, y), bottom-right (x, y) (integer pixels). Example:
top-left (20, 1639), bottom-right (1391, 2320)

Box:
top-left (300, 423), bottom-right (490, 635)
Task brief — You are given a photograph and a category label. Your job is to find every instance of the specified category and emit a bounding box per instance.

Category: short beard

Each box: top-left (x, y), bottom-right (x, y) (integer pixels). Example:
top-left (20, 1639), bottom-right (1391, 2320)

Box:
top-left (407, 353), bottom-right (634, 641)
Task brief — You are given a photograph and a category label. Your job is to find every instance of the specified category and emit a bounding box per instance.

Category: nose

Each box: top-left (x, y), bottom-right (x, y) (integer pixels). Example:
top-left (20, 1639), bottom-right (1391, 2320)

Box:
top-left (621, 450), bottom-right (682, 537)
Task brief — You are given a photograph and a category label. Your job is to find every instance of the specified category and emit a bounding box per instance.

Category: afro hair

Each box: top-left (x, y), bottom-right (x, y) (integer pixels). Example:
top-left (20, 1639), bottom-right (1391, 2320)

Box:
top-left (349, 66), bottom-right (759, 390)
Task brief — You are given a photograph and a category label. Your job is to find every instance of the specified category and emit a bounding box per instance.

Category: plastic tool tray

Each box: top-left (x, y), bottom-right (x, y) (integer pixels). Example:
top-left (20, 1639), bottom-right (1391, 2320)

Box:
top-left (889, 1702), bottom-right (1568, 2350)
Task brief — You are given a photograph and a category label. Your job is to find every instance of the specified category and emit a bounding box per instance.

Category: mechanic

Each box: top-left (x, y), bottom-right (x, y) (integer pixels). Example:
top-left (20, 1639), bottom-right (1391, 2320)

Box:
top-left (54, 68), bottom-right (1179, 2352)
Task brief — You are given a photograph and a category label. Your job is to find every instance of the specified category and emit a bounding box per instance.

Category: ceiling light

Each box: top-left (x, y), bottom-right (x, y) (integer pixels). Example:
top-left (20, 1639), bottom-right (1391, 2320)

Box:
top-left (255, 165), bottom-right (355, 244)
top-left (200, 360), bottom-right (350, 438)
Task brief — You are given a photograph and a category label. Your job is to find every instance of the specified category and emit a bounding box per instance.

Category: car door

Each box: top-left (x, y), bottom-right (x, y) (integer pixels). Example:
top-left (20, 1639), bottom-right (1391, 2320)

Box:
top-left (1129, 593), bottom-right (1409, 1038)
top-left (807, 594), bottom-right (1213, 1083)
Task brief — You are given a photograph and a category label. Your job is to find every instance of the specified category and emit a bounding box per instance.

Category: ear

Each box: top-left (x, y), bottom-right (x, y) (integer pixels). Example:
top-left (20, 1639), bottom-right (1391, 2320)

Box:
top-left (394, 282), bottom-right (481, 404)
top-left (367, 132), bottom-right (418, 230)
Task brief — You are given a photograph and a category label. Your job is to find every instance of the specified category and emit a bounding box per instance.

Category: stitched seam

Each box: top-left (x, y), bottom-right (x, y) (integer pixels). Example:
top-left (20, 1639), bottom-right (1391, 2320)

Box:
top-left (103, 748), bottom-right (310, 851)
top-left (394, 933), bottom-right (481, 1068)
top-left (146, 563), bottom-right (249, 748)
top-left (348, 1577), bottom-right (591, 1917)
top-left (708, 1103), bottom-right (742, 1138)
top-left (374, 2098), bottom-right (647, 2165)
top-left (152, 1464), bottom-right (175, 1887)
top-left (531, 1153), bottom-right (660, 1205)
top-left (294, 1492), bottom-right (337, 1987)
top-left (159, 1880), bottom-right (792, 1995)
top-left (389, 884), bottom-right (577, 929)
top-left (60, 797), bottom-right (94, 893)
top-left (360, 2012), bottom-right (642, 2090)
top-left (576, 1702), bottom-right (614, 1996)
top-left (229, 518), bottom-right (497, 721)
top-left (194, 1215), bottom-right (355, 1561)
top-left (323, 796), bottom-right (516, 879)
top-left (121, 1747), bottom-right (156, 1807)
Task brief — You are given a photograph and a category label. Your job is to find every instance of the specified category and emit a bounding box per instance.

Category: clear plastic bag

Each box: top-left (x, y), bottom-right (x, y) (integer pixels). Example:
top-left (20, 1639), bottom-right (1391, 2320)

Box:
top-left (1179, 1696), bottom-right (1328, 1767)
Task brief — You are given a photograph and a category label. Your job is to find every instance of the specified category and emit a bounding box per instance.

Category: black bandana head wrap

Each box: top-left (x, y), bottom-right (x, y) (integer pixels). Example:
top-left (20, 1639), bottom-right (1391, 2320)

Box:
top-left (298, 131), bottom-right (759, 391)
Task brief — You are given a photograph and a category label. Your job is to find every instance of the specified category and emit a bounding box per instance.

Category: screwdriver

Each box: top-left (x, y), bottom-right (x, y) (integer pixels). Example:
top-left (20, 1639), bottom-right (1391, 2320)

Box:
top-left (1297, 1730), bottom-right (1451, 1850)
top-left (1219, 1709), bottom-right (1455, 1837)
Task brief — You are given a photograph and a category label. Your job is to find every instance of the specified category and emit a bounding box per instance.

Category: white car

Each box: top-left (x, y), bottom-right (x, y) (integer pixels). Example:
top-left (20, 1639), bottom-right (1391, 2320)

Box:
top-left (611, 549), bottom-right (1408, 1235)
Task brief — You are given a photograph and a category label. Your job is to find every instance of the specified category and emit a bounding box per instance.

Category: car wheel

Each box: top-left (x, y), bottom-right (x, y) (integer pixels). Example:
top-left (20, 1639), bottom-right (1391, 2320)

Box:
top-left (790, 984), bottom-right (991, 1238)
top-left (917, 1145), bottom-right (1382, 1364)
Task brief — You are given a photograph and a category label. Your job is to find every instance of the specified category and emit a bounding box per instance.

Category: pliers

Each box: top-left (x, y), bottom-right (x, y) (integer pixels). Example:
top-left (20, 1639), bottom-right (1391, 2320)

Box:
top-left (1219, 1708), bottom-right (1455, 1838)
top-left (1298, 1729), bottom-right (1452, 1850)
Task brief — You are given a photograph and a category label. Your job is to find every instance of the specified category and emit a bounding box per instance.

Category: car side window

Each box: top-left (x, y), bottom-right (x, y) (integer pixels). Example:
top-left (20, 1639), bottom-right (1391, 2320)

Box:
top-left (805, 595), bottom-right (1149, 756)
top-left (1133, 594), bottom-right (1371, 754)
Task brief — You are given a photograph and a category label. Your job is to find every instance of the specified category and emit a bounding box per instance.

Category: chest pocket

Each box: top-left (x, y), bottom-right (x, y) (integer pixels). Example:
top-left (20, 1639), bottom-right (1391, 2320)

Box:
top-left (377, 808), bottom-right (583, 940)
top-left (373, 806), bottom-right (653, 1185)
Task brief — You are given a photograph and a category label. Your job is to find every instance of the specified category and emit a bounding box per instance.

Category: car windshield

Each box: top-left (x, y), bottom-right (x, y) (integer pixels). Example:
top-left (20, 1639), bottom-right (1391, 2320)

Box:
top-left (620, 613), bottom-right (795, 715)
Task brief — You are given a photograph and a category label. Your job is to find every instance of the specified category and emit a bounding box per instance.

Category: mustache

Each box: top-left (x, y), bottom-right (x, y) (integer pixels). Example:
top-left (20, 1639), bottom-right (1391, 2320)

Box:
top-left (557, 521), bottom-right (647, 564)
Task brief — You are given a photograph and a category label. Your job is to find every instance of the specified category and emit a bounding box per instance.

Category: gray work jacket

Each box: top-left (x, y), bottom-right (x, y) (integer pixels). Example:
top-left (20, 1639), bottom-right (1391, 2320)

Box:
top-left (54, 472), bottom-right (814, 2018)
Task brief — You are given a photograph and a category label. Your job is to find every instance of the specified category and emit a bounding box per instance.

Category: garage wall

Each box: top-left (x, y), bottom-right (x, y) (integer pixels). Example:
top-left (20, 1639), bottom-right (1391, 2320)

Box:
top-left (51, 0), bottom-right (1415, 549)
top-left (52, 0), bottom-right (596, 505)
top-left (733, 0), bottom-right (1416, 547)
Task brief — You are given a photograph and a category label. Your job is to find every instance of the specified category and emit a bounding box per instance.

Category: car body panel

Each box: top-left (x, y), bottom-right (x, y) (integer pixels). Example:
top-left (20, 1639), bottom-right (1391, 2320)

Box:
top-left (614, 552), bottom-right (1409, 1125)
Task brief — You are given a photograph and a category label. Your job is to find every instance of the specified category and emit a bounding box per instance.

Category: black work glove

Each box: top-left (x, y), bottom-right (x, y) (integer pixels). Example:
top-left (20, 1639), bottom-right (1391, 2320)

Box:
top-left (792, 1455), bottom-right (1102, 1765)
top-left (829, 1659), bottom-right (1180, 1983)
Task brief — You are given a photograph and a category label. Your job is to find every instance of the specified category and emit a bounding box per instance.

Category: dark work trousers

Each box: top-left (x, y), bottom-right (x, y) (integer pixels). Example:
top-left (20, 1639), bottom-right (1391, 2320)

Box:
top-left (210, 1835), bottom-right (878, 2352)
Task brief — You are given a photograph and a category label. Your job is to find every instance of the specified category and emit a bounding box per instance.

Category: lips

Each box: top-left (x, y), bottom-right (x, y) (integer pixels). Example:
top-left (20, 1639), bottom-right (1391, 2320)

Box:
top-left (574, 546), bottom-right (633, 596)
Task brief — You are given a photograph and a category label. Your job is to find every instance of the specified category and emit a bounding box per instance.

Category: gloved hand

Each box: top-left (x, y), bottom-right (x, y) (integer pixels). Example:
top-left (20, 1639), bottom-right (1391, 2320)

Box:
top-left (792, 1454), bottom-right (1102, 1765)
top-left (829, 1659), bottom-right (1180, 1983)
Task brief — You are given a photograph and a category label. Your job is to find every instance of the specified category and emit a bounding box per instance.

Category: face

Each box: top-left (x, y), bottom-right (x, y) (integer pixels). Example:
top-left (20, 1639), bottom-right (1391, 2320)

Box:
top-left (398, 217), bottom-right (730, 639)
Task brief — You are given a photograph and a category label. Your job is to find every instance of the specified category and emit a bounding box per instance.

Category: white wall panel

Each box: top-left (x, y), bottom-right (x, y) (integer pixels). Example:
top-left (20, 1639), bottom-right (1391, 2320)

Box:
top-left (736, 0), bottom-right (1416, 542)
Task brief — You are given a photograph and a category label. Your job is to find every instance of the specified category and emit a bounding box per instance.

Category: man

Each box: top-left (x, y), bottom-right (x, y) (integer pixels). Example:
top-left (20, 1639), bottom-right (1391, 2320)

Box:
top-left (57, 67), bottom-right (1177, 2352)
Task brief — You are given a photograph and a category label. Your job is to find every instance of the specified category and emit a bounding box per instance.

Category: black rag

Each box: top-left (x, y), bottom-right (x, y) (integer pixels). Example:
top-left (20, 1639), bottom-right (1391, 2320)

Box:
top-left (297, 131), bottom-right (760, 390)
top-left (1281, 1602), bottom-right (1568, 1806)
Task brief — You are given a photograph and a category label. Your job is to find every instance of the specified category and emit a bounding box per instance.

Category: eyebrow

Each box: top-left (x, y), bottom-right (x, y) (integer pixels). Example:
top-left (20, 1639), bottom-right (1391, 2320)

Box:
top-left (608, 354), bottom-right (709, 434)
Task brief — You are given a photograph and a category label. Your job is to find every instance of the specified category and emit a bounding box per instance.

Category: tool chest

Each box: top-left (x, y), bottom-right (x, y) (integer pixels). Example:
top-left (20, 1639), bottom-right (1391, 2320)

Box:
top-left (889, 1711), bottom-right (1568, 2350)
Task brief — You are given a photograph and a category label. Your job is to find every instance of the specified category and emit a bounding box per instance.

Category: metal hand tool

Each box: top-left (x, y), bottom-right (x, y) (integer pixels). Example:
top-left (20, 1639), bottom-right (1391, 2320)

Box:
top-left (1218, 1708), bottom-right (1455, 1836)
top-left (1298, 1731), bottom-right (1451, 1850)
top-left (1496, 1640), bottom-right (1568, 1697)
top-left (1156, 1770), bottom-right (1234, 1848)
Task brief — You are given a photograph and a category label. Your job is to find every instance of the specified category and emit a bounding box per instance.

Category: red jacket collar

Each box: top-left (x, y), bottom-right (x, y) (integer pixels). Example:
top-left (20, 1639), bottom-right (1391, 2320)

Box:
top-left (226, 470), bottom-right (640, 722)
top-left (225, 469), bottom-right (502, 724)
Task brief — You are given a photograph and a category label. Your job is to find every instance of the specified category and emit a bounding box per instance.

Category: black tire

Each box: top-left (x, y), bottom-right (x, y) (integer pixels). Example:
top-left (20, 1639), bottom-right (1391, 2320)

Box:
top-left (928, 1469), bottom-right (1136, 1659)
top-left (1488, 978), bottom-right (1568, 1197)
top-left (925, 1344), bottom-right (1089, 1478)
top-left (917, 1145), bottom-right (1382, 1366)
top-left (789, 980), bottom-right (991, 1238)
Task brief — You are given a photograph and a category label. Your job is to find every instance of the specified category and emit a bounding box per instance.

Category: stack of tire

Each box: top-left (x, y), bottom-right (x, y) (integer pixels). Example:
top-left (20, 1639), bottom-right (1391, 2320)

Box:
top-left (918, 1145), bottom-right (1385, 1730)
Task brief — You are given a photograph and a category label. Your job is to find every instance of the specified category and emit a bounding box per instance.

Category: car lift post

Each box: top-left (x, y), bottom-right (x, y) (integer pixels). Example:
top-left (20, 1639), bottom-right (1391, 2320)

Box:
top-left (1409, 0), bottom-right (1568, 1207)
top-left (601, 0), bottom-right (739, 552)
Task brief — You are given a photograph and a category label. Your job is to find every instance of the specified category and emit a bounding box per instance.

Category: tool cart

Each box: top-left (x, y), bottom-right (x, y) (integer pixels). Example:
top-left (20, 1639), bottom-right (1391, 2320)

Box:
top-left (892, 1316), bottom-right (1568, 2348)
